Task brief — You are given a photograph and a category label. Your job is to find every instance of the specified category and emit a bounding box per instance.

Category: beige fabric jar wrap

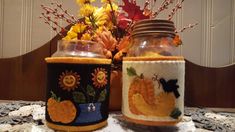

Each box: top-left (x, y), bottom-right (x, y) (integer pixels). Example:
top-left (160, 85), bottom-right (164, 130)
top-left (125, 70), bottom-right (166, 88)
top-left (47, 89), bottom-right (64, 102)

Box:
top-left (122, 19), bottom-right (185, 126)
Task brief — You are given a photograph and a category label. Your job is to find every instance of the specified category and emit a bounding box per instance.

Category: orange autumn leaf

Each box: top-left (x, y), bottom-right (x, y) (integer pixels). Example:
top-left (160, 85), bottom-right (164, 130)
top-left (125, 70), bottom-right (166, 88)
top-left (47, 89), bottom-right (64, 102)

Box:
top-left (117, 36), bottom-right (130, 51)
top-left (173, 35), bottom-right (182, 47)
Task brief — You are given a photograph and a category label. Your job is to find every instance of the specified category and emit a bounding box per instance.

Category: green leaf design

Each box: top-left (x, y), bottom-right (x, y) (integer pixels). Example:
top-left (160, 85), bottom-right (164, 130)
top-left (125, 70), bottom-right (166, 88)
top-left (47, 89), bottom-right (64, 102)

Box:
top-left (73, 92), bottom-right (86, 103)
top-left (170, 108), bottom-right (182, 119)
top-left (98, 89), bottom-right (107, 102)
top-left (50, 91), bottom-right (60, 102)
top-left (127, 67), bottom-right (137, 76)
top-left (87, 85), bottom-right (95, 97)
top-left (50, 91), bottom-right (56, 98)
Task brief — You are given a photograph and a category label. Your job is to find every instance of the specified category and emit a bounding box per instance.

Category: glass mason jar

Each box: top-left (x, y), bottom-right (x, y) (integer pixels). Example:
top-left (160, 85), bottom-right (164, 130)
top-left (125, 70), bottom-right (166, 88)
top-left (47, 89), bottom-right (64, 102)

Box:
top-left (127, 19), bottom-right (177, 57)
top-left (122, 19), bottom-right (185, 126)
top-left (52, 40), bottom-right (106, 58)
top-left (45, 40), bottom-right (111, 131)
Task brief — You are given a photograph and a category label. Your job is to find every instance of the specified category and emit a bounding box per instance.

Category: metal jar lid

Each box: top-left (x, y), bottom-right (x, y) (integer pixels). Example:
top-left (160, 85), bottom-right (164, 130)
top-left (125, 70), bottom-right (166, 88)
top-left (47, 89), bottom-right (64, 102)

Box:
top-left (131, 19), bottom-right (176, 38)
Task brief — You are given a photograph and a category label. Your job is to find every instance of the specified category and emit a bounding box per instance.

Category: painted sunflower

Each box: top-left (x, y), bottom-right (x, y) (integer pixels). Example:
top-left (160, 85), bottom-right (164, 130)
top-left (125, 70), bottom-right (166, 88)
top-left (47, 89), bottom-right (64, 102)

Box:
top-left (91, 68), bottom-right (108, 88)
top-left (59, 70), bottom-right (81, 91)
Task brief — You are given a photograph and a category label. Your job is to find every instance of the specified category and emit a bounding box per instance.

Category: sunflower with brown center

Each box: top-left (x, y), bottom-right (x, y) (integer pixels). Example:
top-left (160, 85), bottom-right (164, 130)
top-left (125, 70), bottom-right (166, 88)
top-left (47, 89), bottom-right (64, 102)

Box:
top-left (91, 68), bottom-right (108, 88)
top-left (59, 70), bottom-right (80, 91)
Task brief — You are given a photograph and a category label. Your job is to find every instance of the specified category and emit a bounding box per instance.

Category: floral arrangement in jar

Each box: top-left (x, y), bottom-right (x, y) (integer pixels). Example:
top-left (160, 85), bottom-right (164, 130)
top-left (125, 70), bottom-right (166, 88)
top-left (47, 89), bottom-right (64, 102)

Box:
top-left (40, 0), bottom-right (197, 64)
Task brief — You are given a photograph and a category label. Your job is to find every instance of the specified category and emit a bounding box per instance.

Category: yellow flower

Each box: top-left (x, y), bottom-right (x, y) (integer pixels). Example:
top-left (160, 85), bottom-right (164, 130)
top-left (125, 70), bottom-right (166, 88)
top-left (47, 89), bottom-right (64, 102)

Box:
top-left (64, 30), bottom-right (78, 40)
top-left (68, 30), bottom-right (77, 37)
top-left (101, 0), bottom-right (115, 3)
top-left (63, 23), bottom-right (87, 40)
top-left (102, 3), bottom-right (118, 29)
top-left (101, 0), bottom-right (108, 3)
top-left (96, 26), bottom-right (105, 33)
top-left (81, 33), bottom-right (92, 41)
top-left (72, 23), bottom-right (87, 33)
top-left (106, 21), bottom-right (114, 30)
top-left (79, 4), bottom-right (96, 17)
top-left (85, 7), bottom-right (108, 27)
top-left (76, 0), bottom-right (95, 5)
top-left (103, 3), bottom-right (118, 13)
top-left (63, 36), bottom-right (72, 41)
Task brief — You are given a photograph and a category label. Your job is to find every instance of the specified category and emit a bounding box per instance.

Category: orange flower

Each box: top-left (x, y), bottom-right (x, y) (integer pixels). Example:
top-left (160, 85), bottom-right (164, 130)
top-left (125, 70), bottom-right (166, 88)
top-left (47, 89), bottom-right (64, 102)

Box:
top-left (173, 35), bottom-right (182, 47)
top-left (95, 27), bottom-right (117, 51)
top-left (117, 36), bottom-right (130, 51)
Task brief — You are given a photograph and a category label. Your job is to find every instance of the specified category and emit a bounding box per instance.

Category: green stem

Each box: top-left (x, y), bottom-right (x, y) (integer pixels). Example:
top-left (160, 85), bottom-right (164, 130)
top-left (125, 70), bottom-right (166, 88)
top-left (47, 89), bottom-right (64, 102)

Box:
top-left (81, 86), bottom-right (89, 103)
top-left (89, 14), bottom-right (98, 30)
top-left (108, 0), bottom-right (120, 40)
top-left (50, 91), bottom-right (60, 102)
top-left (108, 1), bottom-right (117, 25)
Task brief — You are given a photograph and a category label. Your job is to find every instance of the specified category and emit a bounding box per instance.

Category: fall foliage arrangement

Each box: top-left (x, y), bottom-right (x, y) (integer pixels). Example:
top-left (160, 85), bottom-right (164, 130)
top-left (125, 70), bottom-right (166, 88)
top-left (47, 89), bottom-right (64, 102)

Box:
top-left (40, 0), bottom-right (197, 62)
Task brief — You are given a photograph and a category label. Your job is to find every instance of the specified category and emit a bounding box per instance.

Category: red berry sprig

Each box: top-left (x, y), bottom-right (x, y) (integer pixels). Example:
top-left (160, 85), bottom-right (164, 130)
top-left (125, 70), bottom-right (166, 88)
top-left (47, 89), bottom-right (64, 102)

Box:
top-left (168, 0), bottom-right (184, 20)
top-left (175, 23), bottom-right (199, 33)
top-left (152, 0), bottom-right (175, 18)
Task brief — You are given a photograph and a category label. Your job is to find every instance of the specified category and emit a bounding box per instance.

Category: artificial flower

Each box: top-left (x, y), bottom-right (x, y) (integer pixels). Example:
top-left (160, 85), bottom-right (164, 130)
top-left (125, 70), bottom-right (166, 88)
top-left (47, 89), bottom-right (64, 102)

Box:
top-left (95, 26), bottom-right (105, 33)
top-left (114, 36), bottom-right (130, 61)
top-left (63, 35), bottom-right (73, 41)
top-left (72, 23), bottom-right (87, 33)
top-left (117, 13), bottom-right (132, 30)
top-left (63, 23), bottom-right (88, 40)
top-left (79, 4), bottom-right (96, 17)
top-left (116, 36), bottom-right (130, 51)
top-left (101, 0), bottom-right (109, 3)
top-left (103, 2), bottom-right (118, 13)
top-left (173, 35), bottom-right (182, 47)
top-left (76, 0), bottom-right (95, 5)
top-left (64, 30), bottom-right (78, 40)
top-left (81, 33), bottom-right (92, 41)
top-left (85, 7), bottom-right (108, 27)
top-left (95, 27), bottom-right (117, 51)
top-left (41, 0), bottom-right (193, 62)
top-left (101, 0), bottom-right (116, 3)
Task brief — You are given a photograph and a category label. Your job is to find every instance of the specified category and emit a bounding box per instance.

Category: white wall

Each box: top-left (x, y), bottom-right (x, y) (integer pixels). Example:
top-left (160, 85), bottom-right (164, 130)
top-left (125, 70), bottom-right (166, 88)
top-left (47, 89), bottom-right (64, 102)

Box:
top-left (0, 0), bottom-right (234, 67)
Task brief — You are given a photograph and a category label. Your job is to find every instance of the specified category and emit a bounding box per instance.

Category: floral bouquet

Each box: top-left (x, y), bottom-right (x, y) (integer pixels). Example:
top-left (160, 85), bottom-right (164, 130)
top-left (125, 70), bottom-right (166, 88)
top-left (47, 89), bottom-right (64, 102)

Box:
top-left (40, 0), bottom-right (197, 65)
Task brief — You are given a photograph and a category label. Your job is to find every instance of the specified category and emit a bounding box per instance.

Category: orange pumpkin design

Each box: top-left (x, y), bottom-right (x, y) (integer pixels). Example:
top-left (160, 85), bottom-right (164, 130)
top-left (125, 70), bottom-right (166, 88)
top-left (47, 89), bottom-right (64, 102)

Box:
top-left (128, 71), bottom-right (176, 117)
top-left (131, 92), bottom-right (175, 116)
top-left (128, 76), bottom-right (155, 115)
top-left (47, 98), bottom-right (77, 124)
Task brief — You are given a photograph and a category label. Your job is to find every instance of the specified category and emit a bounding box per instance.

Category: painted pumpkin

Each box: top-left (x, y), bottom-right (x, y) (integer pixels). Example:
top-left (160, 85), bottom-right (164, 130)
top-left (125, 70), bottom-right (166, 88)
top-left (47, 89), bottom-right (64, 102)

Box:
top-left (128, 75), bottom-right (176, 116)
top-left (154, 92), bottom-right (176, 116)
top-left (47, 98), bottom-right (77, 123)
top-left (132, 92), bottom-right (175, 116)
top-left (128, 76), bottom-right (155, 114)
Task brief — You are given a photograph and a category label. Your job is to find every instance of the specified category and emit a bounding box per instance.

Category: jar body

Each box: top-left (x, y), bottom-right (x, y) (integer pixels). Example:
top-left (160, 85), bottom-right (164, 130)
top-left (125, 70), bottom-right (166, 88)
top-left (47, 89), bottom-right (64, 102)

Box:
top-left (128, 35), bottom-right (176, 57)
top-left (45, 40), bottom-right (111, 131)
top-left (122, 20), bottom-right (185, 126)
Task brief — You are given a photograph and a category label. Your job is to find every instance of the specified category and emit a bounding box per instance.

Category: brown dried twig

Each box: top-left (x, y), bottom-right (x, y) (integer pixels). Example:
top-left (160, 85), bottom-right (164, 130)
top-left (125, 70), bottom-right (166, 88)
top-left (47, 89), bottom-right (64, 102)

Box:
top-left (168, 0), bottom-right (184, 20)
top-left (40, 4), bottom-right (76, 25)
top-left (39, 13), bottom-right (67, 36)
top-left (143, 0), bottom-right (151, 16)
top-left (39, 2), bottom-right (79, 37)
top-left (175, 23), bottom-right (199, 33)
top-left (51, 2), bottom-right (77, 24)
top-left (152, 0), bottom-right (175, 18)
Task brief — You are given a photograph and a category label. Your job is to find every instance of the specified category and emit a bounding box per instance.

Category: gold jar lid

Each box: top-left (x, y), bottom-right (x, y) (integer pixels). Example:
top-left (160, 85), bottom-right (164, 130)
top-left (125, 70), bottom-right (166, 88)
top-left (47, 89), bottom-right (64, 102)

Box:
top-left (131, 19), bottom-right (176, 38)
